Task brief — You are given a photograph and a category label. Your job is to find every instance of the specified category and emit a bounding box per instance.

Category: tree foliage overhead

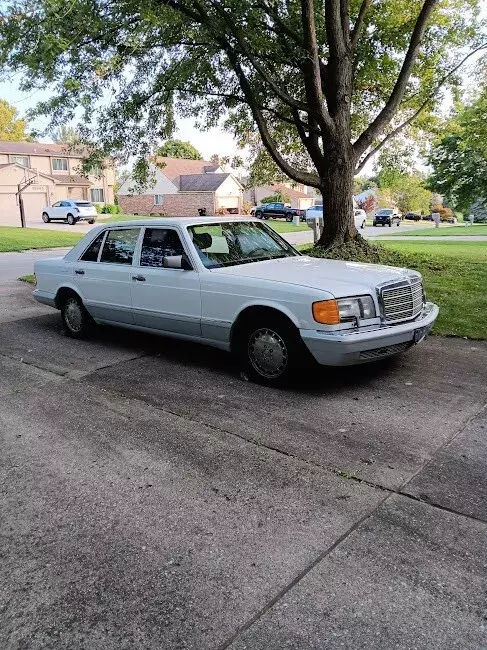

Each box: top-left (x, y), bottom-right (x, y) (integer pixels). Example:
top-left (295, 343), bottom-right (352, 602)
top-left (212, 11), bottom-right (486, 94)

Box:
top-left (51, 124), bottom-right (81, 145)
top-left (0, 0), bottom-right (484, 245)
top-left (428, 88), bottom-right (487, 212)
top-left (0, 98), bottom-right (30, 141)
top-left (157, 139), bottom-right (203, 159)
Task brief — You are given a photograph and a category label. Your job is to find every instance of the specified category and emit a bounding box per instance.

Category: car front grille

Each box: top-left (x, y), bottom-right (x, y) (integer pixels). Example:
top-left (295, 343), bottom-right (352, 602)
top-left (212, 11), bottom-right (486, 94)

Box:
top-left (359, 341), bottom-right (412, 360)
top-left (381, 278), bottom-right (424, 323)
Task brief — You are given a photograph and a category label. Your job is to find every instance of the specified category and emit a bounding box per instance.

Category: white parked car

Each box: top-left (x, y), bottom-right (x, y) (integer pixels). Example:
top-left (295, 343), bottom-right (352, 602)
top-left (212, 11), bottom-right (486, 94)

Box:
top-left (305, 206), bottom-right (366, 230)
top-left (42, 200), bottom-right (98, 225)
top-left (33, 217), bottom-right (438, 386)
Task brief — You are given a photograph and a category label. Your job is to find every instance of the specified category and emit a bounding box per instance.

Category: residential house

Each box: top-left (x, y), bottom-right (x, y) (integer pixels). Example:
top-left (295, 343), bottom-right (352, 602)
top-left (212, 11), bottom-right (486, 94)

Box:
top-left (244, 182), bottom-right (315, 211)
top-left (0, 141), bottom-right (115, 225)
top-left (117, 157), bottom-right (244, 216)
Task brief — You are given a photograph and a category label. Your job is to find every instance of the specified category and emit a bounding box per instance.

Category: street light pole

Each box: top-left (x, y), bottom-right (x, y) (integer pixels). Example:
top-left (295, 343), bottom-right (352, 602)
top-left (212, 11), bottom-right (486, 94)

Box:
top-left (18, 185), bottom-right (26, 228)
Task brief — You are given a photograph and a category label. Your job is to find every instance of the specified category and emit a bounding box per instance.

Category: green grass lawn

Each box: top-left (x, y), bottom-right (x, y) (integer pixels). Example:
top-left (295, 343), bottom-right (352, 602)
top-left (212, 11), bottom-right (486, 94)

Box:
top-left (302, 240), bottom-right (487, 340)
top-left (384, 224), bottom-right (487, 237)
top-left (0, 227), bottom-right (83, 252)
top-left (266, 219), bottom-right (310, 233)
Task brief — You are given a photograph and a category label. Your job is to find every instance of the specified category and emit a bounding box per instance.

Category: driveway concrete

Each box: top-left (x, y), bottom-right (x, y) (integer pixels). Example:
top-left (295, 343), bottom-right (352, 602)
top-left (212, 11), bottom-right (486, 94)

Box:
top-left (0, 282), bottom-right (486, 649)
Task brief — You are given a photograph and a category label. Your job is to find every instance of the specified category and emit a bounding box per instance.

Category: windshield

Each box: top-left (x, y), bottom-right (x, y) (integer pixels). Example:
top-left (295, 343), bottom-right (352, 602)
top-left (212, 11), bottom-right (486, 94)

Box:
top-left (377, 209), bottom-right (394, 216)
top-left (188, 221), bottom-right (299, 269)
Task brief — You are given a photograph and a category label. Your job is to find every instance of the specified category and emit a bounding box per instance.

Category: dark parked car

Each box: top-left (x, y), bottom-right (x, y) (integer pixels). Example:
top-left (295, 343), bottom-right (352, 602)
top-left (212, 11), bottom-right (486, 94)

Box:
top-left (373, 209), bottom-right (401, 227)
top-left (404, 212), bottom-right (422, 221)
top-left (254, 202), bottom-right (306, 222)
top-left (422, 214), bottom-right (433, 221)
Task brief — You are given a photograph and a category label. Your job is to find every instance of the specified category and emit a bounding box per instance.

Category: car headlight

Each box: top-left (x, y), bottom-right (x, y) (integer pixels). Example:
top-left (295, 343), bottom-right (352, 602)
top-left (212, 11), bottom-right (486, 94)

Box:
top-left (337, 296), bottom-right (376, 322)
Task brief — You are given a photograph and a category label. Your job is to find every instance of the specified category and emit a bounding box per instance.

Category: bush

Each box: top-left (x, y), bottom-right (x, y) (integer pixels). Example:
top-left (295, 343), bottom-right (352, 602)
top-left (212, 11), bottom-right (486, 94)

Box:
top-left (94, 203), bottom-right (104, 214)
top-left (100, 203), bottom-right (122, 214)
top-left (242, 200), bottom-right (254, 215)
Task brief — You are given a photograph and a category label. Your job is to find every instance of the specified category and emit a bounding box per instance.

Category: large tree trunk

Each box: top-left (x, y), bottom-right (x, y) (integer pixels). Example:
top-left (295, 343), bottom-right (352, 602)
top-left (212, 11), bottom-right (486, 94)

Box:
top-left (316, 155), bottom-right (357, 248)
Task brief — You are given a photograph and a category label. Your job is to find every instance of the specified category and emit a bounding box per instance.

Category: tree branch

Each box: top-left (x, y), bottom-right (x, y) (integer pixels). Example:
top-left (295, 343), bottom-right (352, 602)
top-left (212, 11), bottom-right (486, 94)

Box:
top-left (225, 48), bottom-right (320, 187)
top-left (353, 0), bottom-right (438, 160)
top-left (325, 0), bottom-right (347, 57)
top-left (301, 0), bottom-right (334, 134)
top-left (350, 0), bottom-right (371, 51)
top-left (354, 41), bottom-right (487, 173)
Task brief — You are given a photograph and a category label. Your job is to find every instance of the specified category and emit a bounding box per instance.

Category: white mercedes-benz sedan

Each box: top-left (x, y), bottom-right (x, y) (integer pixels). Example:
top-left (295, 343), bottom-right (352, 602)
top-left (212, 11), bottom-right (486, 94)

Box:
top-left (33, 217), bottom-right (438, 386)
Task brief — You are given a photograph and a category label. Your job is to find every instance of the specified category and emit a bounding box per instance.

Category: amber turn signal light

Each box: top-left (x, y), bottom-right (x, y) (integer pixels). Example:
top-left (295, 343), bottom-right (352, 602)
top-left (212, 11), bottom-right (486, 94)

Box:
top-left (312, 299), bottom-right (340, 325)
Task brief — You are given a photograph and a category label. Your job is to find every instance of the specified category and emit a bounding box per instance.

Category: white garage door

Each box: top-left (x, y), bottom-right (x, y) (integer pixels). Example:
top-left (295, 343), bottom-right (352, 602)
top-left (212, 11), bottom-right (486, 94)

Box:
top-left (22, 193), bottom-right (48, 221)
top-left (0, 194), bottom-right (19, 226)
top-left (218, 196), bottom-right (240, 209)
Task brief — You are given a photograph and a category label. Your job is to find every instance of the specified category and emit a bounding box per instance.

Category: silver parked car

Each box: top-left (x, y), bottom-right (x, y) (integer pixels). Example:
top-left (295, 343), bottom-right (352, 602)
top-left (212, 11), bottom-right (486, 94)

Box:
top-left (42, 200), bottom-right (98, 225)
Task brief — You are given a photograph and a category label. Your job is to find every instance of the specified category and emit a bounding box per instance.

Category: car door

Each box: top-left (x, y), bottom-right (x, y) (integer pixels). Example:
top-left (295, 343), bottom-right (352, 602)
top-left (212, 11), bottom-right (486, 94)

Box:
top-left (49, 201), bottom-right (63, 219)
top-left (131, 227), bottom-right (201, 336)
top-left (72, 227), bottom-right (141, 324)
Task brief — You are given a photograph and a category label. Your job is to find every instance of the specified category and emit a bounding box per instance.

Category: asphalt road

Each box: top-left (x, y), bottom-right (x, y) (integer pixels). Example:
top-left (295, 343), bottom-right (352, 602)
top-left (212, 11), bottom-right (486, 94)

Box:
top-left (1, 280), bottom-right (486, 649)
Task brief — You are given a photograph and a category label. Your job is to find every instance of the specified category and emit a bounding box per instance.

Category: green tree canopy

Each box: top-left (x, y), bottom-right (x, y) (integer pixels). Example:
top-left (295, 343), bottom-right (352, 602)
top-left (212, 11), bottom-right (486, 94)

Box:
top-left (157, 139), bottom-right (202, 159)
top-left (428, 89), bottom-right (487, 212)
top-left (0, 0), bottom-right (484, 246)
top-left (51, 124), bottom-right (81, 145)
top-left (0, 99), bottom-right (30, 141)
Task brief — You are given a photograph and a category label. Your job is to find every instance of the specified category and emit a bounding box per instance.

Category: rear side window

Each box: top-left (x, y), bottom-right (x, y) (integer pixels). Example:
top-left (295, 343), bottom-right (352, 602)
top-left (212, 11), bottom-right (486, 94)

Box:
top-left (80, 232), bottom-right (106, 262)
top-left (100, 228), bottom-right (140, 265)
top-left (75, 201), bottom-right (93, 207)
top-left (140, 228), bottom-right (184, 267)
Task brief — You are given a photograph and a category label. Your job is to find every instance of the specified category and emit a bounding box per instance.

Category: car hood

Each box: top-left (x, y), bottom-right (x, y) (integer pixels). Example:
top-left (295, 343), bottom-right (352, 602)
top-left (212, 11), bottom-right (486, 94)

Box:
top-left (210, 256), bottom-right (418, 297)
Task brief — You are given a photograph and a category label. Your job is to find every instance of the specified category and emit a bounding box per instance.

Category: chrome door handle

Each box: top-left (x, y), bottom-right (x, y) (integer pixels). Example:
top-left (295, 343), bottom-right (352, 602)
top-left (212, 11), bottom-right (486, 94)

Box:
top-left (132, 275), bottom-right (146, 281)
top-left (75, 269), bottom-right (85, 275)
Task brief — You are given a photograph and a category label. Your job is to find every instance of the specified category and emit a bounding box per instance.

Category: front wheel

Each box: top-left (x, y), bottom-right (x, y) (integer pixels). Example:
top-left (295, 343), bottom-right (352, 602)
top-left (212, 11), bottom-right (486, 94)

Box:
top-left (236, 314), bottom-right (311, 387)
top-left (61, 295), bottom-right (94, 338)
top-left (42, 212), bottom-right (50, 223)
top-left (67, 213), bottom-right (77, 225)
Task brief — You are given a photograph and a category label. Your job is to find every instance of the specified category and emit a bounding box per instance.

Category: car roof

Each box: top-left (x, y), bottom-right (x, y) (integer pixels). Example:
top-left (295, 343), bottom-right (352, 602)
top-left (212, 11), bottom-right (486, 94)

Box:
top-left (99, 216), bottom-right (260, 228)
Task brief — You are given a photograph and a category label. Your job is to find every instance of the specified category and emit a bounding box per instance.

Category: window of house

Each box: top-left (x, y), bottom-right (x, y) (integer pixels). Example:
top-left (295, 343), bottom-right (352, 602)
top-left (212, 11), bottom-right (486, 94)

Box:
top-left (80, 232), bottom-right (106, 262)
top-left (90, 188), bottom-right (105, 203)
top-left (154, 195), bottom-right (164, 206)
top-left (10, 155), bottom-right (29, 167)
top-left (52, 158), bottom-right (69, 171)
top-left (100, 228), bottom-right (140, 265)
top-left (140, 228), bottom-right (184, 268)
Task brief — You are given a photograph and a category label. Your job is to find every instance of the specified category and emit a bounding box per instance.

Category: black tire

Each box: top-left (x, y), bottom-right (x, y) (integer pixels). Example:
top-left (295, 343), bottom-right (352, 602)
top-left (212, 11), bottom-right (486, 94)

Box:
top-left (42, 212), bottom-right (50, 223)
top-left (388, 222), bottom-right (392, 227)
top-left (396, 221), bottom-right (400, 227)
top-left (60, 294), bottom-right (94, 338)
top-left (235, 312), bottom-right (312, 387)
top-left (255, 211), bottom-right (262, 219)
top-left (67, 213), bottom-right (77, 225)
top-left (88, 219), bottom-right (95, 224)
top-left (286, 215), bottom-right (292, 222)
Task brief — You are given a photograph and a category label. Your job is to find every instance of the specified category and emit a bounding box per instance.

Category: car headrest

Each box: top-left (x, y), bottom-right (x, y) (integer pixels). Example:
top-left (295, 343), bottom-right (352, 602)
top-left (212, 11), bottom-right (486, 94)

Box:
top-left (194, 232), bottom-right (212, 250)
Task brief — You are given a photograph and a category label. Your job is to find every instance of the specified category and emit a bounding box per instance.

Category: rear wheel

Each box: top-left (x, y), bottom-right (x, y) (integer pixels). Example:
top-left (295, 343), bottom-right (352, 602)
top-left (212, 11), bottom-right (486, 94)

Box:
top-left (88, 219), bottom-right (95, 224)
top-left (60, 294), bottom-right (94, 338)
top-left (286, 215), bottom-right (293, 222)
top-left (235, 312), bottom-right (311, 387)
top-left (67, 213), bottom-right (77, 225)
top-left (42, 212), bottom-right (50, 223)
top-left (388, 222), bottom-right (392, 227)
top-left (255, 211), bottom-right (262, 219)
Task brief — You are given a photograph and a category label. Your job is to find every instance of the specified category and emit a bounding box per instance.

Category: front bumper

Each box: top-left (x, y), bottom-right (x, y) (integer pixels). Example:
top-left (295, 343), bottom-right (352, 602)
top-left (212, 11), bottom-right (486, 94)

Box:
top-left (301, 302), bottom-right (439, 366)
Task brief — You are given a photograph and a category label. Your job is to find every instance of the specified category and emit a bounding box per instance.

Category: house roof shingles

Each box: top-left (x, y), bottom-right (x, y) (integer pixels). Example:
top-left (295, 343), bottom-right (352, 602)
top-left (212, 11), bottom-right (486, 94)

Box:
top-left (179, 173), bottom-right (230, 192)
top-left (154, 157), bottom-right (220, 184)
top-left (0, 140), bottom-right (88, 158)
top-left (50, 174), bottom-right (91, 186)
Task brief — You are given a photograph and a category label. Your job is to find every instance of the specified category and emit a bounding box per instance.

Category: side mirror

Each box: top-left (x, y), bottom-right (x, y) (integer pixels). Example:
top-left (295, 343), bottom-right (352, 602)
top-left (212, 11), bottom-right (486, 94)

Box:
top-left (163, 254), bottom-right (192, 270)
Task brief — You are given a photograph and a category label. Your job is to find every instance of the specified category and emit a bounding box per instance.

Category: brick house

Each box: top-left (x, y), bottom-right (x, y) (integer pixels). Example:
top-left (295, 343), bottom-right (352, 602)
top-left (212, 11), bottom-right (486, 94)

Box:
top-left (0, 141), bottom-right (115, 225)
top-left (117, 157), bottom-right (243, 217)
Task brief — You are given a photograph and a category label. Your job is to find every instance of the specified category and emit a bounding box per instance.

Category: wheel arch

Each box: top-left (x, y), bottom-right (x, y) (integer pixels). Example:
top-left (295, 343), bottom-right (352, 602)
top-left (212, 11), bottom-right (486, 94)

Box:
top-left (54, 284), bottom-right (83, 309)
top-left (229, 303), bottom-right (301, 353)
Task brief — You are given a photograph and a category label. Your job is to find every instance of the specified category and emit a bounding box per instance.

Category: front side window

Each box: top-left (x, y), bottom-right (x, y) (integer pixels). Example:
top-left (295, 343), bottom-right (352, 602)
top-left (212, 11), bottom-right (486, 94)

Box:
top-left (100, 228), bottom-right (140, 265)
top-left (80, 232), bottom-right (106, 262)
top-left (140, 228), bottom-right (184, 267)
top-left (11, 155), bottom-right (29, 167)
top-left (52, 158), bottom-right (68, 171)
top-left (52, 201), bottom-right (61, 207)
top-left (154, 195), bottom-right (164, 206)
top-left (90, 188), bottom-right (105, 202)
top-left (188, 221), bottom-right (298, 269)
